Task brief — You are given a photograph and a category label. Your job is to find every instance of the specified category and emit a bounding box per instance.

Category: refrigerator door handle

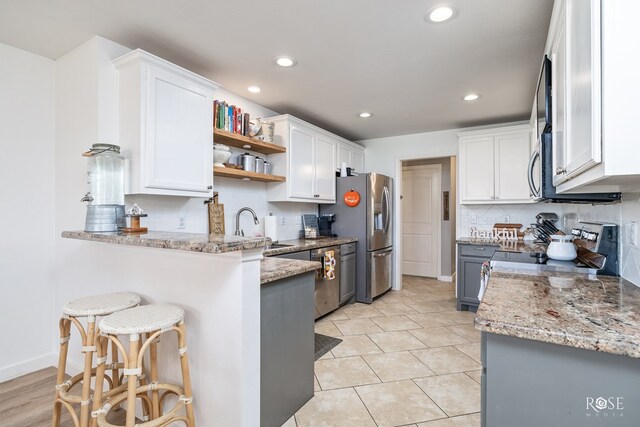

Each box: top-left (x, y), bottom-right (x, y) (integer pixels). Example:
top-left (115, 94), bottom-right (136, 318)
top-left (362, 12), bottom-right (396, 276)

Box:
top-left (382, 185), bottom-right (391, 234)
top-left (373, 249), bottom-right (393, 257)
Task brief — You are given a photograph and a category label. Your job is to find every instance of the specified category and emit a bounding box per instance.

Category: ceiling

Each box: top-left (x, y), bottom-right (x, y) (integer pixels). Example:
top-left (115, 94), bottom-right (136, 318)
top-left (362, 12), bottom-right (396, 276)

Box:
top-left (0, 0), bottom-right (553, 141)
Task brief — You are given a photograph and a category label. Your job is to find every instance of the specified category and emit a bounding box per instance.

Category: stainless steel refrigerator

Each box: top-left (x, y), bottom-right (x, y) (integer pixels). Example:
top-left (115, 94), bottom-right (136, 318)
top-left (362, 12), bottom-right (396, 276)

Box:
top-left (321, 173), bottom-right (393, 303)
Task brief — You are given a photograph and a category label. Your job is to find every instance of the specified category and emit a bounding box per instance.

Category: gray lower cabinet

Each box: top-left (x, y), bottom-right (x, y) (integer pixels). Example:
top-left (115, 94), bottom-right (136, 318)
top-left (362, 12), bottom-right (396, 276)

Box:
top-left (340, 243), bottom-right (356, 304)
top-left (456, 244), bottom-right (497, 311)
top-left (482, 332), bottom-right (640, 427)
top-left (261, 272), bottom-right (315, 427)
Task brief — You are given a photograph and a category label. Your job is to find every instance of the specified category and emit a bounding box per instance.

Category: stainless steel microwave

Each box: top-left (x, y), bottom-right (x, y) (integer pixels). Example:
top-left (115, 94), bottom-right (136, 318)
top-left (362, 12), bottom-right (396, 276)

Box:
top-left (528, 133), bottom-right (621, 203)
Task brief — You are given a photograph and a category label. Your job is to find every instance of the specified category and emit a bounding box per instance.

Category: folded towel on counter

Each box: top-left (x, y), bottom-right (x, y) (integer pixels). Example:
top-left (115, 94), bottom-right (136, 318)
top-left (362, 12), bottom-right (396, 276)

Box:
top-left (478, 261), bottom-right (491, 300)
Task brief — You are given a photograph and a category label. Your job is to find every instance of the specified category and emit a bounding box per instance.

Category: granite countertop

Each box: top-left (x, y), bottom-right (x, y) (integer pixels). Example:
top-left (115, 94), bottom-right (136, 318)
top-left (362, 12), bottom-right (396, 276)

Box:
top-left (263, 237), bottom-right (358, 256)
top-left (62, 230), bottom-right (270, 254)
top-left (260, 258), bottom-right (321, 285)
top-left (475, 268), bottom-right (640, 358)
top-left (457, 237), bottom-right (547, 253)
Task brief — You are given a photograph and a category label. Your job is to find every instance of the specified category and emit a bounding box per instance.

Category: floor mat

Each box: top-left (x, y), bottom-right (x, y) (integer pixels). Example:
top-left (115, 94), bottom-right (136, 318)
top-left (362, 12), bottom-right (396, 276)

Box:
top-left (315, 333), bottom-right (343, 361)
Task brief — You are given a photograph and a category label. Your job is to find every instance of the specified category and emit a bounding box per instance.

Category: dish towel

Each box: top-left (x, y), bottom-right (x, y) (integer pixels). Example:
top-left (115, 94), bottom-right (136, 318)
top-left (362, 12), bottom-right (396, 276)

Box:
top-left (478, 261), bottom-right (491, 300)
top-left (324, 250), bottom-right (336, 280)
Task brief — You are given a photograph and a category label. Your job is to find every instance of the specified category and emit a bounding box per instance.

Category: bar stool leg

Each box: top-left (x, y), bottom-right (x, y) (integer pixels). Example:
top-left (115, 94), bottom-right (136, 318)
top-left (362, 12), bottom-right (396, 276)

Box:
top-left (90, 335), bottom-right (108, 427)
top-left (148, 332), bottom-right (161, 419)
top-left (79, 316), bottom-right (96, 427)
top-left (111, 339), bottom-right (121, 391)
top-left (125, 334), bottom-right (140, 427)
top-left (177, 321), bottom-right (195, 426)
top-left (52, 317), bottom-right (72, 427)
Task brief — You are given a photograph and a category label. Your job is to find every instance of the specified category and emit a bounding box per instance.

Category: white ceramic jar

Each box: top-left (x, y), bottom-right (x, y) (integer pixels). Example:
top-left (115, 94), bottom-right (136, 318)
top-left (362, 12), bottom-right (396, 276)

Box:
top-left (547, 234), bottom-right (577, 261)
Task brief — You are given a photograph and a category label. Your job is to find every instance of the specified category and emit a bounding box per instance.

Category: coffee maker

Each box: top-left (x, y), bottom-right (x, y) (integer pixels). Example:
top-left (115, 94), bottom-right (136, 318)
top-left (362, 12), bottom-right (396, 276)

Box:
top-left (318, 214), bottom-right (336, 237)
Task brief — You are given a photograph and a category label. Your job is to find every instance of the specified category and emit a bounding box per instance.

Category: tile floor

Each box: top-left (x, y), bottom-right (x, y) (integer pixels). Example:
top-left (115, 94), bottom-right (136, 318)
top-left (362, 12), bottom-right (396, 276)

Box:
top-left (283, 275), bottom-right (481, 427)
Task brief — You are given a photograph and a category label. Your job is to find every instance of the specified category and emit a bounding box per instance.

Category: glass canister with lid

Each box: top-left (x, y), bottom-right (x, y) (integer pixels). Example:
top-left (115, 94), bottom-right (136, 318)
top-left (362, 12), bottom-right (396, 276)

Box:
top-left (81, 143), bottom-right (126, 232)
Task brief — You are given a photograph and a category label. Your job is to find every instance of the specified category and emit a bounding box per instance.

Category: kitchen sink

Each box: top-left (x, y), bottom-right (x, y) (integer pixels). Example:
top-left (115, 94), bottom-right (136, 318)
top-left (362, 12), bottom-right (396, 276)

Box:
top-left (267, 243), bottom-right (294, 249)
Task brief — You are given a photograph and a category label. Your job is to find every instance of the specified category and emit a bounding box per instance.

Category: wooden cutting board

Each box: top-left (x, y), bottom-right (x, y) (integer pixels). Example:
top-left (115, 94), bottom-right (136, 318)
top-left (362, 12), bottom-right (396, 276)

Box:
top-left (209, 203), bottom-right (225, 235)
top-left (493, 223), bottom-right (524, 238)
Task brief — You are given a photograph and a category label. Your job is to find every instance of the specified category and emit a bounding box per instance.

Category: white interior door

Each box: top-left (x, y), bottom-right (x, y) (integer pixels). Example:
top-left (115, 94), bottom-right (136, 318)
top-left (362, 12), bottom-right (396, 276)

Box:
top-left (402, 165), bottom-right (441, 278)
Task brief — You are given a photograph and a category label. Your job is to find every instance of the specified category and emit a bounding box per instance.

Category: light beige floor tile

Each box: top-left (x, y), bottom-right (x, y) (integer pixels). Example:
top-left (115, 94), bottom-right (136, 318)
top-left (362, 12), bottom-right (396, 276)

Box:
top-left (417, 413), bottom-right (481, 427)
top-left (407, 312), bottom-right (459, 328)
top-left (424, 284), bottom-right (455, 293)
top-left (315, 321), bottom-right (342, 337)
top-left (429, 291), bottom-right (457, 301)
top-left (411, 347), bottom-right (481, 375)
top-left (406, 301), bottom-right (450, 314)
top-left (318, 351), bottom-right (334, 360)
top-left (315, 356), bottom-right (380, 390)
top-left (454, 343), bottom-right (481, 363)
top-left (342, 304), bottom-right (384, 319)
top-left (333, 318), bottom-right (383, 335)
top-left (414, 373), bottom-right (481, 417)
top-left (436, 299), bottom-right (458, 311)
top-left (446, 325), bottom-right (481, 343)
top-left (377, 303), bottom-right (418, 316)
top-left (314, 375), bottom-right (321, 392)
top-left (331, 335), bottom-right (382, 358)
top-left (408, 292), bottom-right (443, 302)
top-left (355, 380), bottom-right (446, 427)
top-left (377, 292), bottom-right (413, 305)
top-left (281, 415), bottom-right (297, 427)
top-left (410, 327), bottom-right (469, 347)
top-left (371, 315), bottom-right (422, 332)
top-left (318, 308), bottom-right (350, 321)
top-left (368, 330), bottom-right (427, 352)
top-left (295, 388), bottom-right (376, 427)
top-left (363, 351), bottom-right (435, 382)
top-left (465, 370), bottom-right (482, 384)
top-left (442, 310), bottom-right (476, 325)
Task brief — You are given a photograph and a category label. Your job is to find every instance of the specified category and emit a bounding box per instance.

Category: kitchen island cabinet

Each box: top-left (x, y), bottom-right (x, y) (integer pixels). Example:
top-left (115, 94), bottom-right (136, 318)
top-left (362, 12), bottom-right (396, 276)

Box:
top-left (59, 231), bottom-right (317, 426)
top-left (456, 243), bottom-right (498, 311)
top-left (476, 269), bottom-right (640, 426)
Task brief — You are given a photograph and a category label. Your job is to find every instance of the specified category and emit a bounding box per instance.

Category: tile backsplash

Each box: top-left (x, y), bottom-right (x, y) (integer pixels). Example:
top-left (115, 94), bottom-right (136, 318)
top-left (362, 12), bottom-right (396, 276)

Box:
top-left (125, 177), bottom-right (317, 240)
top-left (460, 194), bottom-right (640, 287)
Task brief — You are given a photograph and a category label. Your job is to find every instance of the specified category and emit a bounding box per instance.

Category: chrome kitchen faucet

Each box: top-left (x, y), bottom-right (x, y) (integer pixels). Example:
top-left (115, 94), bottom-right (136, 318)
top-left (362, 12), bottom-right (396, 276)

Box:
top-left (235, 207), bottom-right (260, 236)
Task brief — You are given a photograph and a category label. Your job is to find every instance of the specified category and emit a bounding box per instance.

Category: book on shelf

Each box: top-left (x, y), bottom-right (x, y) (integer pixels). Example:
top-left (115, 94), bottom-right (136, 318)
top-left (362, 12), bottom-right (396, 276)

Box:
top-left (213, 100), bottom-right (250, 137)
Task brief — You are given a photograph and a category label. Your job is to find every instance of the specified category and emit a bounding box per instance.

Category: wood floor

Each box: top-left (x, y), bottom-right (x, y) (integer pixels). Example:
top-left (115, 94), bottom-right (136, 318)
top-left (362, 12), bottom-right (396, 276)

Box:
top-left (0, 367), bottom-right (131, 427)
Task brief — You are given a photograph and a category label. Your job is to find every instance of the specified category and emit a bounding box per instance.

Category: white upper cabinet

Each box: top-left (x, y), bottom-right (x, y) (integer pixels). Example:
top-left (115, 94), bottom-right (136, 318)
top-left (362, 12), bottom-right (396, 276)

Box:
top-left (459, 125), bottom-right (533, 204)
top-left (114, 49), bottom-right (219, 197)
top-left (548, 0), bottom-right (640, 193)
top-left (336, 140), bottom-right (366, 174)
top-left (267, 115), bottom-right (338, 203)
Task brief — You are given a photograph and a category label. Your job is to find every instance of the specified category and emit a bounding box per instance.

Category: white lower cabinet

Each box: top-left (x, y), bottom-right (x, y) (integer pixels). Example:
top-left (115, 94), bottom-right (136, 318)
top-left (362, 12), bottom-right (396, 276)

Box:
top-left (267, 115), bottom-right (338, 203)
top-left (114, 49), bottom-right (219, 197)
top-left (459, 125), bottom-right (533, 204)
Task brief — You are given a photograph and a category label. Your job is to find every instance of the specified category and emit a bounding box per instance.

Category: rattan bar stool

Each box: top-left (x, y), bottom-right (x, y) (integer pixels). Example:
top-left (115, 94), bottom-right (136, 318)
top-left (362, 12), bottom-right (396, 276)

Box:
top-left (52, 292), bottom-right (141, 427)
top-left (91, 304), bottom-right (195, 427)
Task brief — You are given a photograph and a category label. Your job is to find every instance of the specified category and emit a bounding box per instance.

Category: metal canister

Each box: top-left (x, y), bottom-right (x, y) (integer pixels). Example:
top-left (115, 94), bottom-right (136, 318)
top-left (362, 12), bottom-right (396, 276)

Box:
top-left (238, 153), bottom-right (256, 172)
top-left (255, 157), bottom-right (265, 174)
top-left (263, 161), bottom-right (272, 175)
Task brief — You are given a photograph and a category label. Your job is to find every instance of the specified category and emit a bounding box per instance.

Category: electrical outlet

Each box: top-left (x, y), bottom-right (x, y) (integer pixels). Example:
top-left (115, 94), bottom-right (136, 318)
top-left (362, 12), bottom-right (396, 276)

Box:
top-left (504, 216), bottom-right (510, 224)
top-left (631, 222), bottom-right (638, 247)
top-left (471, 215), bottom-right (478, 224)
top-left (177, 216), bottom-right (186, 230)
top-left (280, 216), bottom-right (286, 225)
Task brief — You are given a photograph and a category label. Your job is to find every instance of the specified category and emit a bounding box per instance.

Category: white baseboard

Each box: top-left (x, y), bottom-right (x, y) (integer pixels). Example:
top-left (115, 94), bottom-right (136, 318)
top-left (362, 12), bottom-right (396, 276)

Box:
top-left (438, 275), bottom-right (453, 282)
top-left (0, 352), bottom-right (56, 382)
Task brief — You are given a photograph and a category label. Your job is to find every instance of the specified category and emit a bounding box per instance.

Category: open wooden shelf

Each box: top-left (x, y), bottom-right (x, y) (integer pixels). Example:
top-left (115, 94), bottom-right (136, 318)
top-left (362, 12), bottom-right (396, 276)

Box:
top-left (214, 166), bottom-right (286, 183)
top-left (213, 129), bottom-right (286, 155)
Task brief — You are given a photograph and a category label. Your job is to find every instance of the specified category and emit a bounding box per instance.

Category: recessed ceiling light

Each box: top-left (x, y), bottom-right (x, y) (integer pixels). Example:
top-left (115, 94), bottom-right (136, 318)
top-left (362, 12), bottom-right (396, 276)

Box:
top-left (359, 112), bottom-right (373, 118)
top-left (426, 5), bottom-right (456, 23)
top-left (275, 56), bottom-right (297, 67)
top-left (463, 93), bottom-right (480, 101)
top-left (248, 86), bottom-right (261, 93)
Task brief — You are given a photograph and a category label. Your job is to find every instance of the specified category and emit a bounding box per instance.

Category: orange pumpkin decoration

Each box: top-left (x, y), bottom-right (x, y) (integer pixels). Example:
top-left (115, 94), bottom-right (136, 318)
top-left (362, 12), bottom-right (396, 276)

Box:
top-left (344, 189), bottom-right (361, 207)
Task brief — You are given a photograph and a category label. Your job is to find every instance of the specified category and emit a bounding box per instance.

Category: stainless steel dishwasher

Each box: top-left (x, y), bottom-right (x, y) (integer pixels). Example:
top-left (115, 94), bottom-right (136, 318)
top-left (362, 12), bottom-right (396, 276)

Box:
top-left (311, 246), bottom-right (340, 319)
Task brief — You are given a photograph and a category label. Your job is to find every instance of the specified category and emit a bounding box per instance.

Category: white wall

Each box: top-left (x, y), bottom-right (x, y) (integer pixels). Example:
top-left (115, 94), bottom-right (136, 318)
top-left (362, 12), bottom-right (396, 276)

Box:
top-left (0, 43), bottom-right (55, 380)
